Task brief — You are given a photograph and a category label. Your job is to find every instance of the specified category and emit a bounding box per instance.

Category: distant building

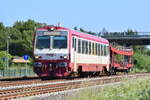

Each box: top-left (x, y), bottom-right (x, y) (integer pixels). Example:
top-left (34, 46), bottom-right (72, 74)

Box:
top-left (12, 57), bottom-right (30, 63)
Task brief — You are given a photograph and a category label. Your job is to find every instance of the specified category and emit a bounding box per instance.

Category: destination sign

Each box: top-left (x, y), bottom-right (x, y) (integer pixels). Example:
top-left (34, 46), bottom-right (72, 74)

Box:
top-left (43, 31), bottom-right (67, 36)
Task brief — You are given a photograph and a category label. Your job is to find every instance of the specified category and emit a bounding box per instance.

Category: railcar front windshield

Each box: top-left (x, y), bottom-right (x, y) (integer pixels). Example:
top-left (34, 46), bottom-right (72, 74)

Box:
top-left (36, 36), bottom-right (50, 49)
top-left (53, 36), bottom-right (67, 49)
top-left (35, 31), bottom-right (68, 49)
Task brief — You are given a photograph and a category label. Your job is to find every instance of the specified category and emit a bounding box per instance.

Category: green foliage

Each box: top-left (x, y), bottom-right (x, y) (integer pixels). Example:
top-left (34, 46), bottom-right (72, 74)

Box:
top-left (68, 77), bottom-right (150, 100)
top-left (79, 28), bottom-right (96, 35)
top-left (74, 26), bottom-right (78, 30)
top-left (0, 22), bottom-right (4, 30)
top-left (133, 52), bottom-right (150, 72)
top-left (0, 51), bottom-right (12, 70)
top-left (0, 51), bottom-right (12, 58)
top-left (116, 54), bottom-right (123, 62)
top-left (102, 28), bottom-right (137, 36)
top-left (125, 29), bottom-right (137, 35)
top-left (0, 19), bottom-right (45, 57)
top-left (0, 61), bottom-right (5, 70)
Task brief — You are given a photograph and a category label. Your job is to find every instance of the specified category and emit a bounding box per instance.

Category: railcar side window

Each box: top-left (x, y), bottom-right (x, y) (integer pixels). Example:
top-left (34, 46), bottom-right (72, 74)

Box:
top-left (99, 44), bottom-right (101, 56)
top-left (104, 45), bottom-right (106, 56)
top-left (82, 40), bottom-right (85, 54)
top-left (72, 37), bottom-right (77, 51)
top-left (103, 45), bottom-right (105, 56)
top-left (89, 42), bottom-right (91, 55)
top-left (98, 44), bottom-right (100, 56)
top-left (74, 38), bottom-right (76, 51)
top-left (95, 43), bottom-right (98, 55)
top-left (85, 41), bottom-right (88, 54)
top-left (92, 43), bottom-right (94, 55)
top-left (101, 44), bottom-right (103, 56)
top-left (106, 46), bottom-right (109, 56)
top-left (78, 39), bottom-right (81, 53)
top-left (72, 37), bottom-right (74, 48)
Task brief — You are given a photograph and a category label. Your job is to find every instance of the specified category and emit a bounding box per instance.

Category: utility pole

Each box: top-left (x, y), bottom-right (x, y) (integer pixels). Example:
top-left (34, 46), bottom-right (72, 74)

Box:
top-left (6, 36), bottom-right (10, 69)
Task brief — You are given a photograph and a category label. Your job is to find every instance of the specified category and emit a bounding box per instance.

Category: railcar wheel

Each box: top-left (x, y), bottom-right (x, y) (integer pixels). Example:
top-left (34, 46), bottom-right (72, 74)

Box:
top-left (102, 66), bottom-right (109, 75)
top-left (77, 66), bottom-right (83, 77)
top-left (125, 69), bottom-right (130, 74)
top-left (95, 72), bottom-right (100, 76)
top-left (109, 67), bottom-right (116, 75)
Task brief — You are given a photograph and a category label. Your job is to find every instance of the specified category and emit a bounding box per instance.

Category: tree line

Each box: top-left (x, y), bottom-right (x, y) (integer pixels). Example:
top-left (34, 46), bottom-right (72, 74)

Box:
top-left (0, 19), bottom-right (149, 57)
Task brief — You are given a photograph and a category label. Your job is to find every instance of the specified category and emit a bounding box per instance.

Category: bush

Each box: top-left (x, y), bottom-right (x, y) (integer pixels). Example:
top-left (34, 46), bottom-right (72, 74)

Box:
top-left (0, 51), bottom-right (12, 70)
top-left (133, 52), bottom-right (150, 72)
top-left (0, 61), bottom-right (4, 70)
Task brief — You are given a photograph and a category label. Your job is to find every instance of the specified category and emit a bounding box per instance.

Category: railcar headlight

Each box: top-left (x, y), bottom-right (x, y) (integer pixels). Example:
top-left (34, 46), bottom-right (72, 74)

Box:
top-left (35, 56), bottom-right (39, 59)
top-left (63, 55), bottom-right (68, 59)
top-left (60, 55), bottom-right (69, 59)
top-left (50, 27), bottom-right (54, 31)
top-left (34, 55), bottom-right (42, 59)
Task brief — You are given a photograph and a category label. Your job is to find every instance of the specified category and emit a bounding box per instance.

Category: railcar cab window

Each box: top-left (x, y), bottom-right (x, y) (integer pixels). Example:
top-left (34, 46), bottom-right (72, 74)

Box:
top-left (53, 36), bottom-right (67, 49)
top-left (36, 36), bottom-right (50, 49)
top-left (36, 30), bottom-right (68, 49)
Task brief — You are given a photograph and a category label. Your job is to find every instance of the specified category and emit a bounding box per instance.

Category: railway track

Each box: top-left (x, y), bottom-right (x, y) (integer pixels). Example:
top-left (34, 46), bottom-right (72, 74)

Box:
top-left (0, 73), bottom-right (149, 100)
top-left (0, 75), bottom-right (113, 88)
top-left (0, 79), bottom-right (66, 88)
top-left (0, 72), bottom-right (143, 88)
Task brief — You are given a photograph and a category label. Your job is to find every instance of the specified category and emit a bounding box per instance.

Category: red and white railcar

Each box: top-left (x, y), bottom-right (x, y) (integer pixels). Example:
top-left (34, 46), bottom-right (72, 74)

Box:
top-left (33, 26), bottom-right (110, 78)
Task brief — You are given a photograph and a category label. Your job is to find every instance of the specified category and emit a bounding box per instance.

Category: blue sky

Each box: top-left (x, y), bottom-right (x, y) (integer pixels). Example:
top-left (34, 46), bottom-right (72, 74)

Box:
top-left (0, 0), bottom-right (150, 32)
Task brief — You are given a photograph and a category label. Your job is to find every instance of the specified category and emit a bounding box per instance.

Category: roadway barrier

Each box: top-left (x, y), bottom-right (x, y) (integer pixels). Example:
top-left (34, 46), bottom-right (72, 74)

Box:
top-left (0, 68), bottom-right (36, 78)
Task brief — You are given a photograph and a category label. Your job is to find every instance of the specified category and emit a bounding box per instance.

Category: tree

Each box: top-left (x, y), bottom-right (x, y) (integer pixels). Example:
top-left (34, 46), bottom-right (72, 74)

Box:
top-left (101, 28), bottom-right (108, 36)
top-left (87, 31), bottom-right (96, 35)
top-left (98, 32), bottom-right (101, 36)
top-left (125, 29), bottom-right (137, 35)
top-left (79, 28), bottom-right (85, 32)
top-left (0, 51), bottom-right (12, 70)
top-left (78, 27), bottom-right (96, 35)
top-left (13, 21), bottom-right (24, 33)
top-left (10, 19), bottom-right (46, 56)
top-left (0, 22), bottom-right (4, 30)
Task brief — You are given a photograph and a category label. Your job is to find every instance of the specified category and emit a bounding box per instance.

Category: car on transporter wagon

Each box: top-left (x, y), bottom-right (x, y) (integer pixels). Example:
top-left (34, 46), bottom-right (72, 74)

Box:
top-left (33, 25), bottom-right (134, 78)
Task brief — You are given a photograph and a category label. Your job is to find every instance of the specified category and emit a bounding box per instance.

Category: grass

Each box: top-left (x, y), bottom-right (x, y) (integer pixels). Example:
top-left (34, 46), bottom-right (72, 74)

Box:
top-left (133, 53), bottom-right (150, 72)
top-left (68, 77), bottom-right (150, 100)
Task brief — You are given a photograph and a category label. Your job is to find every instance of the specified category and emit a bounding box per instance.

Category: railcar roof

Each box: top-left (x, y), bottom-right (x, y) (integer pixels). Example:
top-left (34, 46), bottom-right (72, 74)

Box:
top-left (37, 26), bottom-right (109, 44)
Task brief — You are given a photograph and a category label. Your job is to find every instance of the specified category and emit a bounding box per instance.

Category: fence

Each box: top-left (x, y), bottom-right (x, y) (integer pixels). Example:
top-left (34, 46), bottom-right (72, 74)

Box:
top-left (0, 68), bottom-right (36, 77)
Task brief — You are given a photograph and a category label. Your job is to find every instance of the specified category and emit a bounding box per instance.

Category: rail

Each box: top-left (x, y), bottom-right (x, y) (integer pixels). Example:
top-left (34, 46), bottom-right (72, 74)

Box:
top-left (0, 73), bottom-right (149, 100)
